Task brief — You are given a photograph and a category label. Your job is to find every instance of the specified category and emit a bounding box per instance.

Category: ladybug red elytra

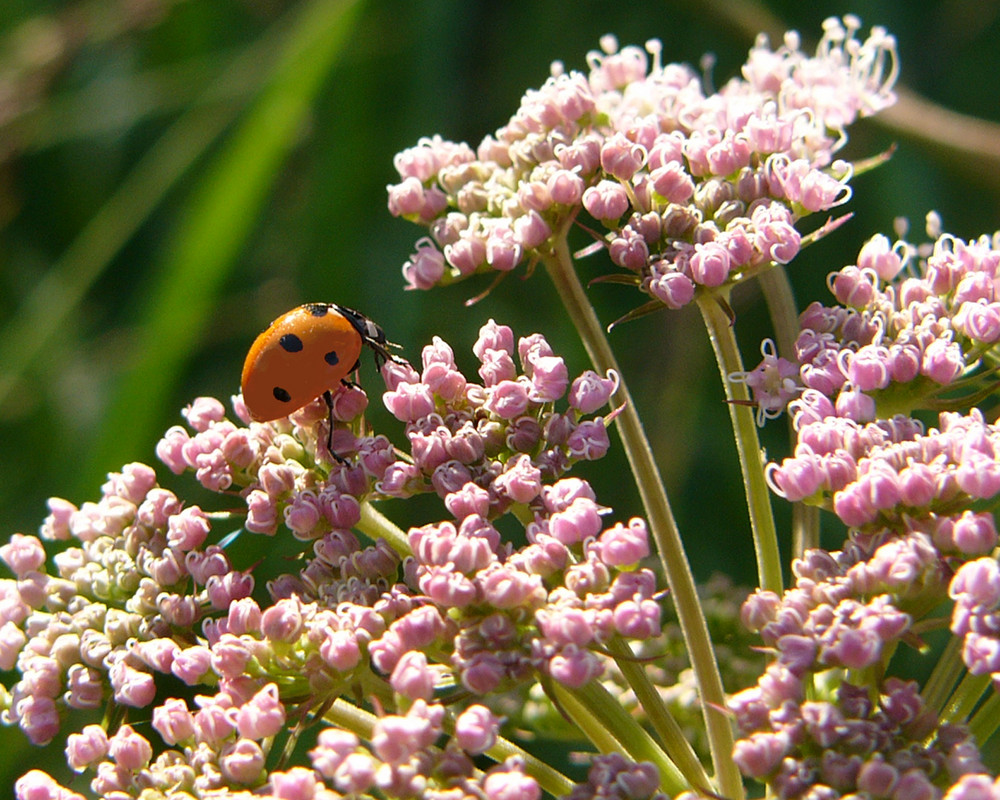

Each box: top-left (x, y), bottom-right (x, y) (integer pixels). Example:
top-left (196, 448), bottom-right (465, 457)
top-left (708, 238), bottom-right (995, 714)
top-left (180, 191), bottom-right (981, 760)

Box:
top-left (241, 303), bottom-right (399, 458)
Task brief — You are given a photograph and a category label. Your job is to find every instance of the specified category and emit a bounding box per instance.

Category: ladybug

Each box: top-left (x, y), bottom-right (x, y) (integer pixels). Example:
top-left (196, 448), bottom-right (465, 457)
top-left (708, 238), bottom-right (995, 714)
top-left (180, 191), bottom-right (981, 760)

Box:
top-left (241, 303), bottom-right (399, 457)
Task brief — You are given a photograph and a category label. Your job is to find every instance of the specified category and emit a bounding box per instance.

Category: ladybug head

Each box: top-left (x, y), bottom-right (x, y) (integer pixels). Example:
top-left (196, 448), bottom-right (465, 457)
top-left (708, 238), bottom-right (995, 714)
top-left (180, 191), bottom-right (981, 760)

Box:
top-left (336, 305), bottom-right (400, 370)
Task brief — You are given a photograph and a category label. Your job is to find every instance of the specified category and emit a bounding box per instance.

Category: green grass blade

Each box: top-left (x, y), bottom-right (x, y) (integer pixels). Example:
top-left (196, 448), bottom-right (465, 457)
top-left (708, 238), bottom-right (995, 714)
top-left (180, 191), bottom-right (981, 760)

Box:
top-left (0, 41), bottom-right (281, 411)
top-left (81, 0), bottom-right (364, 486)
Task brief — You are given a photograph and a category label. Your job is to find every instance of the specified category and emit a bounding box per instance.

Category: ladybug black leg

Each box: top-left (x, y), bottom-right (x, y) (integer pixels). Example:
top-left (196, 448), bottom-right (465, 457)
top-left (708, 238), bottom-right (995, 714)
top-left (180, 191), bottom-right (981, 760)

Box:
top-left (340, 359), bottom-right (364, 391)
top-left (322, 390), bottom-right (348, 464)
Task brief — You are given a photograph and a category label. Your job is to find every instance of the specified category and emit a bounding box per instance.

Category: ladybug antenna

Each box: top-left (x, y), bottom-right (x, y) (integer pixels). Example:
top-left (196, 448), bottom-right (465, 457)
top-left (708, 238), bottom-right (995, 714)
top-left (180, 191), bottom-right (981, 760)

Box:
top-left (364, 335), bottom-right (406, 372)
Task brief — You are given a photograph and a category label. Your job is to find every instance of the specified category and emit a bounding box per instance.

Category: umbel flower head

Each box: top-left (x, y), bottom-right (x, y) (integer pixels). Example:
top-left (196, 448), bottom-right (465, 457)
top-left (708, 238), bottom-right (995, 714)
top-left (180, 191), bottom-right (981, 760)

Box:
top-left (0, 322), bottom-right (669, 799)
top-left (727, 217), bottom-right (1000, 797)
top-left (388, 17), bottom-right (897, 309)
top-left (757, 220), bottom-right (1000, 532)
top-left (729, 532), bottom-right (984, 798)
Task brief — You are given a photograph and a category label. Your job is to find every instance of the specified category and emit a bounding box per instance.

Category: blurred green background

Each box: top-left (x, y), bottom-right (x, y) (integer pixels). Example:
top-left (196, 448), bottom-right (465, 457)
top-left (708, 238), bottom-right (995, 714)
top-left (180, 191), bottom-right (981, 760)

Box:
top-left (2, 0), bottom-right (1000, 786)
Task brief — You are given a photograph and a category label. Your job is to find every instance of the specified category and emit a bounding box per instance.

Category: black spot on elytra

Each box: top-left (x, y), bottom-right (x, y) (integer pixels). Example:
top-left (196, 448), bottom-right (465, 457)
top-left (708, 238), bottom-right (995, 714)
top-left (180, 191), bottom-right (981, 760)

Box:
top-left (279, 333), bottom-right (303, 352)
top-left (304, 303), bottom-right (328, 317)
top-left (273, 386), bottom-right (292, 403)
top-left (325, 350), bottom-right (339, 366)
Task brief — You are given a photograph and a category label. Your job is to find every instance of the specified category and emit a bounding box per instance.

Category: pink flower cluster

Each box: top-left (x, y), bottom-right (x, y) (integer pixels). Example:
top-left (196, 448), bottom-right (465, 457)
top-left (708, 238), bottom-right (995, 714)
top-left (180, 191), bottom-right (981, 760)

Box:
top-left (156, 321), bottom-right (617, 542)
top-left (729, 223), bottom-right (1000, 795)
top-left (951, 556), bottom-right (1000, 687)
top-left (2, 323), bottom-right (666, 798)
top-left (745, 225), bottom-right (1000, 437)
top-left (738, 535), bottom-right (935, 680)
top-left (388, 19), bottom-right (897, 309)
top-left (306, 703), bottom-right (533, 800)
top-left (0, 463), bottom-right (251, 747)
top-left (15, 695), bottom-right (528, 800)
top-left (382, 488), bottom-right (660, 693)
top-left (155, 323), bottom-right (649, 698)
top-left (732, 676), bottom-right (981, 798)
top-left (156, 390), bottom-right (395, 539)
top-left (501, 573), bottom-right (765, 764)
top-left (729, 535), bottom-right (982, 798)
top-left (781, 228), bottom-right (1000, 422)
top-left (380, 319), bottom-right (619, 501)
top-left (741, 224), bottom-right (1000, 696)
top-left (768, 406), bottom-right (1000, 539)
top-left (564, 753), bottom-right (664, 800)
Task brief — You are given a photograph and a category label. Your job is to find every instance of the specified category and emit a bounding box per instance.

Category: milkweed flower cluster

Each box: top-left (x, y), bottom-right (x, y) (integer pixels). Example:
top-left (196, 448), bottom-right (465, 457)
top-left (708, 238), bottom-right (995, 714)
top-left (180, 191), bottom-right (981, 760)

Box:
top-left (388, 17), bottom-right (896, 308)
top-left (0, 323), bottom-right (667, 798)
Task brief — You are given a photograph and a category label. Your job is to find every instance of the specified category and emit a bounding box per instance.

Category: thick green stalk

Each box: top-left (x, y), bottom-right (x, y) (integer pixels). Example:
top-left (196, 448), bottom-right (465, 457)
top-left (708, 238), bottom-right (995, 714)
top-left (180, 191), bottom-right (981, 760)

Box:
top-left (968, 690), bottom-right (1000, 746)
top-left (541, 233), bottom-right (742, 800)
top-left (756, 265), bottom-right (800, 371)
top-left (791, 504), bottom-right (820, 562)
top-left (546, 679), bottom-right (687, 796)
top-left (605, 637), bottom-right (711, 790)
top-left (757, 265), bottom-right (819, 557)
top-left (358, 500), bottom-right (411, 555)
top-left (324, 696), bottom-right (380, 739)
top-left (923, 635), bottom-right (964, 715)
top-left (696, 293), bottom-right (783, 595)
top-left (941, 671), bottom-right (992, 724)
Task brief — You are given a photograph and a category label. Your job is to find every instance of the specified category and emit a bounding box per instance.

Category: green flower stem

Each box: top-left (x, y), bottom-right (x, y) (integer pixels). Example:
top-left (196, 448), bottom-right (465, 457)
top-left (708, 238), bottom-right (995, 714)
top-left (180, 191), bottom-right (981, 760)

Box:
top-left (325, 696), bottom-right (379, 738)
top-left (326, 698), bottom-right (575, 798)
top-left (756, 265), bottom-right (800, 365)
top-left (541, 231), bottom-right (742, 800)
top-left (605, 637), bottom-right (711, 791)
top-left (941, 670), bottom-right (992, 724)
top-left (546, 678), bottom-right (687, 796)
top-left (696, 292), bottom-right (783, 595)
top-left (358, 500), bottom-right (411, 555)
top-left (922, 634), bottom-right (965, 715)
top-left (968, 690), bottom-right (1000, 746)
top-left (791, 503), bottom-right (820, 561)
top-left (542, 678), bottom-right (619, 754)
top-left (757, 265), bottom-right (819, 557)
